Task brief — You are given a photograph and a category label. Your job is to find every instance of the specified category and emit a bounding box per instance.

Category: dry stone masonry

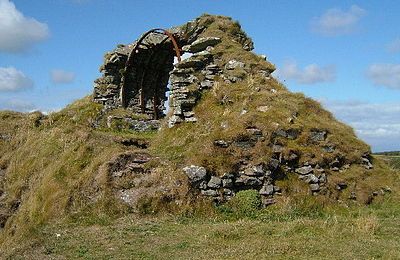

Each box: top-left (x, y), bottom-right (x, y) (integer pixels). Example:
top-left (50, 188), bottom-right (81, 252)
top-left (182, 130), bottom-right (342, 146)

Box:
top-left (183, 126), bottom-right (375, 207)
top-left (94, 19), bottom-right (243, 129)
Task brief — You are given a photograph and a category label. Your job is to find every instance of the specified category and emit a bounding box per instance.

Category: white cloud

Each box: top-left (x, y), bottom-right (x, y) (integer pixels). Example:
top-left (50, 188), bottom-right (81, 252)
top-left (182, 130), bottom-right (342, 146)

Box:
top-left (50, 69), bottom-right (76, 84)
top-left (0, 98), bottom-right (36, 112)
top-left (323, 100), bottom-right (400, 152)
top-left (311, 5), bottom-right (367, 36)
top-left (0, 0), bottom-right (49, 53)
top-left (386, 38), bottom-right (400, 53)
top-left (366, 64), bottom-right (400, 90)
top-left (275, 61), bottom-right (336, 84)
top-left (0, 66), bottom-right (33, 91)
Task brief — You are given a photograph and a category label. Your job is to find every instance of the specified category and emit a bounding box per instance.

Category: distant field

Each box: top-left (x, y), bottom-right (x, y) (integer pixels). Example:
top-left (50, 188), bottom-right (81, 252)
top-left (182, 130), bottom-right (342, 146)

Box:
top-left (374, 151), bottom-right (400, 156)
top-left (374, 154), bottom-right (400, 169)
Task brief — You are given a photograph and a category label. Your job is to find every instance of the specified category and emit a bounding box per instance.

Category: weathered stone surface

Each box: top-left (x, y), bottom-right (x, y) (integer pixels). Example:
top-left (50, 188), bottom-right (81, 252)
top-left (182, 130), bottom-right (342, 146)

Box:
top-left (124, 119), bottom-right (160, 132)
top-left (184, 117), bottom-right (198, 123)
top-left (259, 184), bottom-right (274, 195)
top-left (225, 60), bottom-right (245, 70)
top-left (223, 189), bottom-right (234, 196)
top-left (214, 140), bottom-right (229, 148)
top-left (222, 178), bottom-right (233, 188)
top-left (182, 37), bottom-right (221, 53)
top-left (272, 144), bottom-right (284, 153)
top-left (175, 58), bottom-right (205, 69)
top-left (286, 129), bottom-right (299, 139)
top-left (201, 189), bottom-right (218, 196)
top-left (318, 173), bottom-right (327, 183)
top-left (108, 152), bottom-right (151, 179)
top-left (246, 127), bottom-right (262, 137)
top-left (207, 176), bottom-right (222, 189)
top-left (244, 165), bottom-right (264, 176)
top-left (0, 134), bottom-right (11, 141)
top-left (199, 181), bottom-right (208, 190)
top-left (170, 74), bottom-right (198, 85)
top-left (286, 151), bottom-right (299, 162)
top-left (192, 50), bottom-right (212, 59)
top-left (257, 105), bottom-right (269, 112)
top-left (295, 166), bottom-right (313, 175)
top-left (258, 69), bottom-right (272, 78)
top-left (273, 128), bottom-right (299, 139)
top-left (322, 145), bottom-right (335, 153)
top-left (183, 165), bottom-right (207, 184)
top-left (274, 129), bottom-right (288, 138)
top-left (309, 183), bottom-right (320, 192)
top-left (336, 182), bottom-right (348, 190)
top-left (171, 67), bottom-right (195, 75)
top-left (234, 139), bottom-right (256, 149)
top-left (361, 157), bottom-right (373, 169)
top-left (301, 174), bottom-right (319, 184)
top-left (183, 111), bottom-right (195, 118)
top-left (329, 158), bottom-right (342, 169)
top-left (235, 175), bottom-right (262, 186)
top-left (273, 185), bottom-right (282, 194)
top-left (310, 129), bottom-right (327, 142)
top-left (168, 115), bottom-right (183, 128)
top-left (200, 80), bottom-right (214, 89)
top-left (269, 158), bottom-right (280, 170)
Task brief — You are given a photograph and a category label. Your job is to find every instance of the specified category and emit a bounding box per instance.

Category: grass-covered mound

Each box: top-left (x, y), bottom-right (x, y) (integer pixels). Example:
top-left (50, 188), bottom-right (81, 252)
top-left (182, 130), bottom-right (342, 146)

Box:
top-left (0, 98), bottom-right (183, 242)
top-left (151, 15), bottom-right (395, 205)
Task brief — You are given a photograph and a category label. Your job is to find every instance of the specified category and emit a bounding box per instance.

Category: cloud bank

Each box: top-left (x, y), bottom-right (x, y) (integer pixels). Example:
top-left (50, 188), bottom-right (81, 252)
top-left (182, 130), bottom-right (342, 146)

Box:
top-left (323, 100), bottom-right (400, 152)
top-left (311, 5), bottom-right (366, 36)
top-left (0, 0), bottom-right (49, 53)
top-left (366, 64), bottom-right (400, 90)
top-left (0, 98), bottom-right (36, 112)
top-left (0, 67), bottom-right (33, 91)
top-left (50, 69), bottom-right (76, 84)
top-left (276, 61), bottom-right (336, 84)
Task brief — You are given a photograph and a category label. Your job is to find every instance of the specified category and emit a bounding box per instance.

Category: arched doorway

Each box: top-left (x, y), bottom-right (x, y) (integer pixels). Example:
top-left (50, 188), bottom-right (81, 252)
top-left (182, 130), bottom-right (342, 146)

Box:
top-left (120, 29), bottom-right (183, 119)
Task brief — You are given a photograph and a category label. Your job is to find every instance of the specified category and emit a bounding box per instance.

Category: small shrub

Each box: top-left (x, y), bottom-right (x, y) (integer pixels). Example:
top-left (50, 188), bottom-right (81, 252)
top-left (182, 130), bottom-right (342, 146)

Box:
top-left (219, 189), bottom-right (261, 219)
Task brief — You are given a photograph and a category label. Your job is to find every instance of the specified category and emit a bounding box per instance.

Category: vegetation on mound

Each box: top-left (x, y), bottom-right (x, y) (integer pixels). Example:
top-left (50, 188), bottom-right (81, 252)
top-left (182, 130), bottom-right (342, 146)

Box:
top-left (152, 15), bottom-right (370, 171)
top-left (0, 97), bottom-right (164, 240)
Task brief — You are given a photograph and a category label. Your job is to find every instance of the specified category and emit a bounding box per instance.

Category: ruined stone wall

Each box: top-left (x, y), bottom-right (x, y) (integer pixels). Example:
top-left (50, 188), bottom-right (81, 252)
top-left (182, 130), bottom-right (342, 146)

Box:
top-left (93, 17), bottom-right (255, 123)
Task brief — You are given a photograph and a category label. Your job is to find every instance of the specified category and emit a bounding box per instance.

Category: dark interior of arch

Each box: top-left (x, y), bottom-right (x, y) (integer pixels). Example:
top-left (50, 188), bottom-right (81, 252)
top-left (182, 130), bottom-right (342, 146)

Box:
top-left (121, 33), bottom-right (182, 119)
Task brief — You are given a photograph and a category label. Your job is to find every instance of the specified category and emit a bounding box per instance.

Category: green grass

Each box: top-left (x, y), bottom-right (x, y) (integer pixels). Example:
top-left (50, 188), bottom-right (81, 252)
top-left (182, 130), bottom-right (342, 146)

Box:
top-left (2, 198), bottom-right (400, 259)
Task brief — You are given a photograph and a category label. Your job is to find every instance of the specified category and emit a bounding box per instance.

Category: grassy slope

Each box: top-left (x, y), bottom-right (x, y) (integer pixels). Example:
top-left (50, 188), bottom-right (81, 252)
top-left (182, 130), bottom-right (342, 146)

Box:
top-left (153, 15), bottom-right (370, 170)
top-left (151, 15), bottom-right (393, 205)
top-left (0, 97), bottom-right (155, 243)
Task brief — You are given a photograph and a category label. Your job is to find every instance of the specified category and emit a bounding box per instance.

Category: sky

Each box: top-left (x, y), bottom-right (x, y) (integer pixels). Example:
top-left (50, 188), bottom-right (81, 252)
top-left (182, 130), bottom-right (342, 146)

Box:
top-left (0, 0), bottom-right (399, 152)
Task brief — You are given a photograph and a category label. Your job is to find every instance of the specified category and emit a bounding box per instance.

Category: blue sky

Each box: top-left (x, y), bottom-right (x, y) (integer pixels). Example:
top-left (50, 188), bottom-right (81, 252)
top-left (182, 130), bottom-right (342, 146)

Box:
top-left (0, 0), bottom-right (399, 151)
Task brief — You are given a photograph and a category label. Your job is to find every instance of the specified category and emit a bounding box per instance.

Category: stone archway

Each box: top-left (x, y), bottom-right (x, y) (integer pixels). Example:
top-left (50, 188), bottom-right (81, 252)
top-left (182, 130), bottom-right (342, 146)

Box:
top-left (120, 29), bottom-right (183, 119)
top-left (93, 20), bottom-right (224, 126)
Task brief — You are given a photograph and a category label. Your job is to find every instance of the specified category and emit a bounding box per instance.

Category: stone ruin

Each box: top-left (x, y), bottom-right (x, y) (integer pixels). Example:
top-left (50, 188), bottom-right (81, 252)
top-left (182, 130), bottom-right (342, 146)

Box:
top-left (94, 22), bottom-right (249, 127)
top-left (93, 15), bottom-right (381, 207)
